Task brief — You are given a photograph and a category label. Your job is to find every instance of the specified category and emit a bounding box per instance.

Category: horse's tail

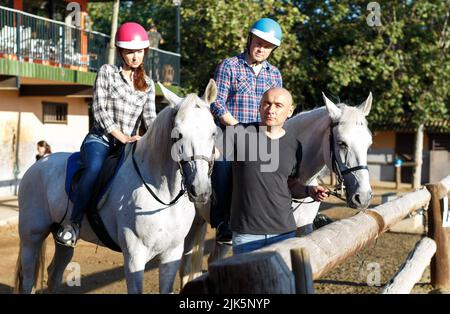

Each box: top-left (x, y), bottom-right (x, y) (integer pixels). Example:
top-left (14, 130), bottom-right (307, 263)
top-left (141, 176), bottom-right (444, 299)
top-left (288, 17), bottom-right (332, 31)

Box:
top-left (14, 238), bottom-right (47, 293)
top-left (189, 220), bottom-right (207, 282)
top-left (13, 245), bottom-right (22, 293)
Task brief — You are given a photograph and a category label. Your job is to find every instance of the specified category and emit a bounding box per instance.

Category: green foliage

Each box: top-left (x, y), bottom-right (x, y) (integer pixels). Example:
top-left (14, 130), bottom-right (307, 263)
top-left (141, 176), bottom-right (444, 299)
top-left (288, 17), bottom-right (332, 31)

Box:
top-left (87, 1), bottom-right (178, 52)
top-left (181, 0), bottom-right (305, 100)
top-left (293, 0), bottom-right (449, 128)
top-left (87, 0), bottom-right (449, 129)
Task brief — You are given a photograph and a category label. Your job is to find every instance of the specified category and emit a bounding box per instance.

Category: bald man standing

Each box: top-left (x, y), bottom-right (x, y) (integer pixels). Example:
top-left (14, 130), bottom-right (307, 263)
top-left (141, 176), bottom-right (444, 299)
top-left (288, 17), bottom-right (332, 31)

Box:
top-left (227, 87), bottom-right (327, 254)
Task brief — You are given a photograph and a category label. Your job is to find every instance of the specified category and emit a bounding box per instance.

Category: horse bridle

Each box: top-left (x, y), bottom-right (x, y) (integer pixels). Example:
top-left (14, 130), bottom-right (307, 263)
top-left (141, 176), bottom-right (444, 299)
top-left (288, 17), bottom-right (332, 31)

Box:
top-left (328, 121), bottom-right (369, 200)
top-left (176, 149), bottom-right (215, 179)
top-left (131, 141), bottom-right (215, 206)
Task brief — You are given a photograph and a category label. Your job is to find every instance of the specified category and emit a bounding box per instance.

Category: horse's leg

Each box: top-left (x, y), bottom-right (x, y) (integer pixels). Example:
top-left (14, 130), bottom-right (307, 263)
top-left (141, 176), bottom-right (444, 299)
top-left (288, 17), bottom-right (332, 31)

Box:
top-left (207, 240), bottom-right (231, 264)
top-left (159, 243), bottom-right (184, 294)
top-left (180, 213), bottom-right (207, 289)
top-left (47, 242), bottom-right (74, 293)
top-left (123, 245), bottom-right (147, 294)
top-left (16, 234), bottom-right (48, 293)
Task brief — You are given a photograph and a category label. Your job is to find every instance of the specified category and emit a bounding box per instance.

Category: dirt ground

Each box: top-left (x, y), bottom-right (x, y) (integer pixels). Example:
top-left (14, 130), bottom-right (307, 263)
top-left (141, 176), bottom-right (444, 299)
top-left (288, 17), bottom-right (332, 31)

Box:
top-left (0, 185), bottom-right (437, 294)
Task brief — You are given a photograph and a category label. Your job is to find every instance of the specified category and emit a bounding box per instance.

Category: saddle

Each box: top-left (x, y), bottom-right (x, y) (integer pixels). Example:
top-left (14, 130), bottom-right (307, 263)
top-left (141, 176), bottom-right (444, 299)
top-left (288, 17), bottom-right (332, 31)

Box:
top-left (61, 143), bottom-right (127, 252)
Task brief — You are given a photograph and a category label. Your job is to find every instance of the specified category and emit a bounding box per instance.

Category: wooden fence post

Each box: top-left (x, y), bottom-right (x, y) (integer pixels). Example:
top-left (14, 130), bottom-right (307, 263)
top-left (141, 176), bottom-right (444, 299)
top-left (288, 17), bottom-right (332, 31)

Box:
top-left (395, 165), bottom-right (402, 190)
top-left (426, 181), bottom-right (450, 290)
top-left (208, 251), bottom-right (295, 294)
top-left (290, 248), bottom-right (314, 294)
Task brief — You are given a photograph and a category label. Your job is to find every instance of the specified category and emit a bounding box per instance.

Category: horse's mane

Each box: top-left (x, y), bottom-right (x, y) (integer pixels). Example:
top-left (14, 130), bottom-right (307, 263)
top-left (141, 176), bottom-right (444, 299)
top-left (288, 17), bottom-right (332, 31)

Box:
top-left (146, 102), bottom-right (176, 163)
top-left (288, 103), bottom-right (369, 130)
top-left (145, 94), bottom-right (210, 164)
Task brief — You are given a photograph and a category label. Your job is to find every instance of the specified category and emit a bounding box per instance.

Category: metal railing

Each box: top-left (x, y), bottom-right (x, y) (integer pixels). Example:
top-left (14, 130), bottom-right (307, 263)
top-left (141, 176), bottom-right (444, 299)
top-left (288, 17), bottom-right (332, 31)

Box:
top-left (0, 5), bottom-right (108, 71)
top-left (0, 5), bottom-right (180, 85)
top-left (144, 47), bottom-right (180, 86)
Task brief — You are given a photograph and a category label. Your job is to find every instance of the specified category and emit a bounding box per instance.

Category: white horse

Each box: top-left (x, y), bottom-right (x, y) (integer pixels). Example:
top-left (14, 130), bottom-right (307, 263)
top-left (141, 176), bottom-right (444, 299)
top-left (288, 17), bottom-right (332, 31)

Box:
top-left (14, 80), bottom-right (218, 294)
top-left (180, 92), bottom-right (373, 287)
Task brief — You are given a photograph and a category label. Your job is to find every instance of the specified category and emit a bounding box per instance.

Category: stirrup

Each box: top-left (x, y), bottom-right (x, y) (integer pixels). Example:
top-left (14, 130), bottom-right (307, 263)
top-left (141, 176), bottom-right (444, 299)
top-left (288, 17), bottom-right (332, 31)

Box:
top-left (55, 223), bottom-right (79, 248)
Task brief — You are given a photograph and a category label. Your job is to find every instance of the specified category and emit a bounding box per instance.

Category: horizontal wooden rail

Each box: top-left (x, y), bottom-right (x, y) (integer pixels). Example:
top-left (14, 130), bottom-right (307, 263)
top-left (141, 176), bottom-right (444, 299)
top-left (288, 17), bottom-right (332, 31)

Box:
top-left (182, 175), bottom-right (450, 294)
top-left (380, 237), bottom-right (436, 294)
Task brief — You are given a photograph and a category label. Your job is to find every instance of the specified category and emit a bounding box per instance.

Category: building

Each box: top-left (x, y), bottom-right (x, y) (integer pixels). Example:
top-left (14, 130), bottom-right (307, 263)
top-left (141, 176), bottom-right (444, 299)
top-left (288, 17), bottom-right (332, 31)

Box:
top-left (368, 119), bottom-right (450, 185)
top-left (0, 0), bottom-right (180, 196)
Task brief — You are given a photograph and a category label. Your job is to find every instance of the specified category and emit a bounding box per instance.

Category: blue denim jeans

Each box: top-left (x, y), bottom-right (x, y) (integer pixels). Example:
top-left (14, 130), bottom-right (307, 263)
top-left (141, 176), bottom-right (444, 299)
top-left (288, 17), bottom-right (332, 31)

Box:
top-left (210, 159), bottom-right (232, 228)
top-left (70, 133), bottom-right (110, 224)
top-left (232, 231), bottom-right (296, 255)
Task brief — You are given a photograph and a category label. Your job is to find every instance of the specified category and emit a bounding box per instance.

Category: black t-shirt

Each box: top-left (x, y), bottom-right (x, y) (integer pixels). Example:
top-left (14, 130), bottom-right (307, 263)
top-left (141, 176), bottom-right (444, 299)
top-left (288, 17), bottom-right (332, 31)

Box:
top-left (228, 123), bottom-right (301, 235)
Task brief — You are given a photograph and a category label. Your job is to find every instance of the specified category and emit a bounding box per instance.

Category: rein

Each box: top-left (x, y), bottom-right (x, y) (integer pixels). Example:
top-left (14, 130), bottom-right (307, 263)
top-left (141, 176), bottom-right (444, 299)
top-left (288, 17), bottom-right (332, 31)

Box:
top-left (131, 141), bottom-right (215, 206)
top-left (131, 142), bottom-right (186, 206)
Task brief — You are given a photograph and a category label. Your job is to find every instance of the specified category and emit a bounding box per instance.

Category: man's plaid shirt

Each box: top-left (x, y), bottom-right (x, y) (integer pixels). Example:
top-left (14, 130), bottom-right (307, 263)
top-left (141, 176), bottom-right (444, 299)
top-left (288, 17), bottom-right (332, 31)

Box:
top-left (92, 64), bottom-right (156, 137)
top-left (210, 53), bottom-right (282, 124)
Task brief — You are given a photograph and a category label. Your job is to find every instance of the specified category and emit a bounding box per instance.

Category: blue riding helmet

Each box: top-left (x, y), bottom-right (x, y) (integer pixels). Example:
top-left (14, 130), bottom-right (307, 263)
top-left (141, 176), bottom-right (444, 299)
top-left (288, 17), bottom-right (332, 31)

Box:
top-left (250, 18), bottom-right (282, 46)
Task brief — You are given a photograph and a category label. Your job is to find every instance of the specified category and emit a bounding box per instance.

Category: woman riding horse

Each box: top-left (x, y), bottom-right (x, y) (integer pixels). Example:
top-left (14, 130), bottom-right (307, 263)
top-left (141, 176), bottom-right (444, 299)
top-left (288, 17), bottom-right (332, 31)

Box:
top-left (56, 22), bottom-right (157, 247)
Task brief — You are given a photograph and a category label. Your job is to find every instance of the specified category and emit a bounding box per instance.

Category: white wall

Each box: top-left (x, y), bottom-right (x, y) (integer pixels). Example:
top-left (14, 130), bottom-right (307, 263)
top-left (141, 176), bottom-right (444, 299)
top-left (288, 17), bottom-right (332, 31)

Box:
top-left (0, 90), bottom-right (89, 197)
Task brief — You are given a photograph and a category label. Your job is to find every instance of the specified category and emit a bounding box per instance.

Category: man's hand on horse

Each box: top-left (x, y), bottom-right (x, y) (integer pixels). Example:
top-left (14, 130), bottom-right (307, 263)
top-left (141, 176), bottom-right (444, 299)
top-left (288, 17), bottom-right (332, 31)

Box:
top-left (308, 185), bottom-right (328, 202)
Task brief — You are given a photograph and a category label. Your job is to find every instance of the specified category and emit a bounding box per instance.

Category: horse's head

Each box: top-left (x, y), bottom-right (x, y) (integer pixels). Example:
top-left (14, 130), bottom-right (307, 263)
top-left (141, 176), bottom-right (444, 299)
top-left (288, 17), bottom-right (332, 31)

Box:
top-left (322, 93), bottom-right (373, 209)
top-left (158, 80), bottom-right (217, 204)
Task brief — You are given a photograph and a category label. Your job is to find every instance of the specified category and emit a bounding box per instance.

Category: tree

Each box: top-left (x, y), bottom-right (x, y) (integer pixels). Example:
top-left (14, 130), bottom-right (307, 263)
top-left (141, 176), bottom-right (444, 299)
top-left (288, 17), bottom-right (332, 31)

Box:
top-left (181, 0), bottom-right (305, 100)
top-left (292, 0), bottom-right (449, 187)
top-left (88, 0), bottom-right (449, 131)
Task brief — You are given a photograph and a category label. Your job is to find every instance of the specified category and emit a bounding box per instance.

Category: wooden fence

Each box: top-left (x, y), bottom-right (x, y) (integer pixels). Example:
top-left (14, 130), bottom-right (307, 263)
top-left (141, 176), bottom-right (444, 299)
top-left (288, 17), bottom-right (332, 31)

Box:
top-left (182, 175), bottom-right (450, 294)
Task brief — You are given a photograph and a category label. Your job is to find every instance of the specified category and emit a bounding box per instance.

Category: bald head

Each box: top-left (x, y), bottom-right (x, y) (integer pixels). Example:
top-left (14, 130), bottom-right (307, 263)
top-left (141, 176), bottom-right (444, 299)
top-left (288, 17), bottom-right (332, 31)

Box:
top-left (262, 87), bottom-right (293, 107)
top-left (259, 87), bottom-right (295, 127)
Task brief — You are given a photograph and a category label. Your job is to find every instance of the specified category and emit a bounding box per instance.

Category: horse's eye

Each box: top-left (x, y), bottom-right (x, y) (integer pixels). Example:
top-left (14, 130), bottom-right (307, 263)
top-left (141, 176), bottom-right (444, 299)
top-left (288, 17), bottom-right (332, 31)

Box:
top-left (212, 132), bottom-right (217, 138)
top-left (338, 141), bottom-right (348, 149)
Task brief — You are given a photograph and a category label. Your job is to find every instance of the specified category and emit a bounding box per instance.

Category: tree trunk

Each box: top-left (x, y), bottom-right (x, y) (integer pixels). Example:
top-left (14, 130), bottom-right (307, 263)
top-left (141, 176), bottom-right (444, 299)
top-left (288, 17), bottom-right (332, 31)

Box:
top-left (412, 124), bottom-right (424, 189)
top-left (107, 0), bottom-right (120, 65)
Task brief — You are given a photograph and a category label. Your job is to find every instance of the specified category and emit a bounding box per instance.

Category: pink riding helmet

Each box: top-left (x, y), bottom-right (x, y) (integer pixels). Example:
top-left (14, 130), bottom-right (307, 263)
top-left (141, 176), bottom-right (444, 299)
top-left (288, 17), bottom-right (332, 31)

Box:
top-left (115, 22), bottom-right (150, 50)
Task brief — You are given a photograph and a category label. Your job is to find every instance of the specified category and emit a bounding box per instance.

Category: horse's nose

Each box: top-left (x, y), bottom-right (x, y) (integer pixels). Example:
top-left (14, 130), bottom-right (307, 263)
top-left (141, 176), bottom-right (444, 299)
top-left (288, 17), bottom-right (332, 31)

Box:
top-left (188, 186), bottom-right (198, 198)
top-left (353, 194), bottom-right (361, 205)
top-left (351, 191), bottom-right (372, 209)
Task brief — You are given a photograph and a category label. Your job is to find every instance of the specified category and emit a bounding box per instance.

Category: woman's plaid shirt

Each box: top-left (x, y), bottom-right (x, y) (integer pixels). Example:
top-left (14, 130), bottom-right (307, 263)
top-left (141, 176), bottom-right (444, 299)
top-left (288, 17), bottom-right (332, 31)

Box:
top-left (211, 53), bottom-right (282, 124)
top-left (92, 64), bottom-right (156, 136)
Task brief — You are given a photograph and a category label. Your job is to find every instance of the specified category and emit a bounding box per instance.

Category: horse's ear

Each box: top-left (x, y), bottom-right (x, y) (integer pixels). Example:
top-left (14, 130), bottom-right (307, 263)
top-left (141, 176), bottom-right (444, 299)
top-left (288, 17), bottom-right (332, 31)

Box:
top-left (202, 79), bottom-right (217, 105)
top-left (158, 82), bottom-right (182, 108)
top-left (322, 92), bottom-right (342, 122)
top-left (358, 92), bottom-right (372, 117)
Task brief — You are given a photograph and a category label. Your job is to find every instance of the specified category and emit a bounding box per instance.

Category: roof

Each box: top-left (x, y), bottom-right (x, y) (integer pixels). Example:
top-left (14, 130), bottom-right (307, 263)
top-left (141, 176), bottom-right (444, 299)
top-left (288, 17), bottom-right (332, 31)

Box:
top-left (371, 117), bottom-right (450, 133)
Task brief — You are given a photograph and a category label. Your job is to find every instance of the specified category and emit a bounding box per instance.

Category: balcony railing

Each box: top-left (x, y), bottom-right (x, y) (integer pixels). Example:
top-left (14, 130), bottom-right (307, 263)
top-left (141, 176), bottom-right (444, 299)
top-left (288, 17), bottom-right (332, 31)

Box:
top-left (0, 5), bottom-right (180, 85)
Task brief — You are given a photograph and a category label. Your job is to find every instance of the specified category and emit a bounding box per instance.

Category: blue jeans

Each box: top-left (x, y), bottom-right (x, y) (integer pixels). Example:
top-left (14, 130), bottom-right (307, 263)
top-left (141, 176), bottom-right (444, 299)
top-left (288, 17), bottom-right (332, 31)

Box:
top-left (232, 231), bottom-right (296, 255)
top-left (70, 133), bottom-right (110, 224)
top-left (210, 159), bottom-right (232, 228)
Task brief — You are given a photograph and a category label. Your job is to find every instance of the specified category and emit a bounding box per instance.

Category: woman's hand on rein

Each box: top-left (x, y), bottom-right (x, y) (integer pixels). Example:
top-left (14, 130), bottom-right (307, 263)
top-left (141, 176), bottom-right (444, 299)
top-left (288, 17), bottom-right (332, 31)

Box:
top-left (128, 135), bottom-right (142, 143)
